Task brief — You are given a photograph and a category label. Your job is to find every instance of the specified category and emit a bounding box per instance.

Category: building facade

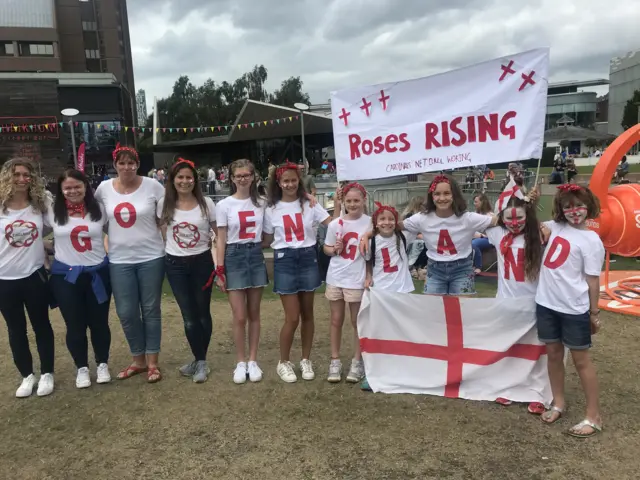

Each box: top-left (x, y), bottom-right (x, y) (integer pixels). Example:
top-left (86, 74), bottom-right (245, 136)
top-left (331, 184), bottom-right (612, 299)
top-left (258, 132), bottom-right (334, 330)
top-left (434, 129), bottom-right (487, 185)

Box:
top-left (544, 80), bottom-right (608, 130)
top-left (609, 48), bottom-right (640, 136)
top-left (0, 0), bottom-right (136, 122)
top-left (136, 88), bottom-right (147, 127)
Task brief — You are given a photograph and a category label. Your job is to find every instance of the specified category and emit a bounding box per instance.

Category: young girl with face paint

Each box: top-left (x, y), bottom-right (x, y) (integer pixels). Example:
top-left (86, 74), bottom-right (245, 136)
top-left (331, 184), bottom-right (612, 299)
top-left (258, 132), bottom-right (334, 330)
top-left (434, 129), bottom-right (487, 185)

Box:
top-left (535, 184), bottom-right (605, 438)
top-left (263, 162), bottom-right (333, 383)
top-left (484, 195), bottom-right (545, 414)
top-left (362, 175), bottom-right (497, 295)
top-left (323, 183), bottom-right (372, 384)
top-left (360, 202), bottom-right (415, 391)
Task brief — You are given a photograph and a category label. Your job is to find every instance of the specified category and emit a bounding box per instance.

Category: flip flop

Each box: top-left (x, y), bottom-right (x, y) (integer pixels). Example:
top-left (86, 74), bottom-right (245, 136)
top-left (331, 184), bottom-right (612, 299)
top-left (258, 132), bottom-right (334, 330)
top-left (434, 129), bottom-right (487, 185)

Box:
top-left (116, 364), bottom-right (147, 380)
top-left (147, 366), bottom-right (162, 384)
top-left (567, 419), bottom-right (602, 438)
top-left (528, 402), bottom-right (546, 415)
top-left (495, 397), bottom-right (513, 406)
top-left (541, 405), bottom-right (565, 424)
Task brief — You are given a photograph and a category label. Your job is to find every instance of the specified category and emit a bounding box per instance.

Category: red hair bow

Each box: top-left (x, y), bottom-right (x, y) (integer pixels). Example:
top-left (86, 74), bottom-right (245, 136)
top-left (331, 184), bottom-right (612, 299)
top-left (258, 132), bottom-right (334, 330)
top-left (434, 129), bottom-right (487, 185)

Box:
top-left (557, 184), bottom-right (582, 193)
top-left (174, 157), bottom-right (195, 169)
top-left (112, 145), bottom-right (139, 163)
top-left (373, 201), bottom-right (398, 224)
top-left (429, 174), bottom-right (450, 193)
top-left (276, 162), bottom-right (300, 180)
top-left (342, 182), bottom-right (367, 199)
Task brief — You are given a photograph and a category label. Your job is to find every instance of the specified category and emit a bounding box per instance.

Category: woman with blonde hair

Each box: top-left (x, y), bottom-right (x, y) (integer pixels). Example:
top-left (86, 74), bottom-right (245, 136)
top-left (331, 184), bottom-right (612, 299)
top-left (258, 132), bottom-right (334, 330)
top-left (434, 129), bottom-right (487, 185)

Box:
top-left (0, 158), bottom-right (56, 398)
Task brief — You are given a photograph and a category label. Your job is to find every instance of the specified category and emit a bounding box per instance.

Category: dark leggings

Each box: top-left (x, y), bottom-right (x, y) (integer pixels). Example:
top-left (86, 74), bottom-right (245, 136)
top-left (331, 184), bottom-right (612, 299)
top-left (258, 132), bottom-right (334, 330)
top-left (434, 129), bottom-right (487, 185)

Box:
top-left (165, 251), bottom-right (214, 361)
top-left (0, 268), bottom-right (55, 377)
top-left (49, 266), bottom-right (112, 369)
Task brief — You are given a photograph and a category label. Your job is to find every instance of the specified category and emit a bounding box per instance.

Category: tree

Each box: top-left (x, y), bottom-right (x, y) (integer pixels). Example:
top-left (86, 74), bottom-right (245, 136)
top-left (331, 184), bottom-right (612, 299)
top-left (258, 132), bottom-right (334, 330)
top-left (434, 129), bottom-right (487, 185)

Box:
top-left (621, 88), bottom-right (640, 130)
top-left (269, 76), bottom-right (311, 107)
top-left (584, 137), bottom-right (599, 150)
top-left (559, 139), bottom-right (570, 149)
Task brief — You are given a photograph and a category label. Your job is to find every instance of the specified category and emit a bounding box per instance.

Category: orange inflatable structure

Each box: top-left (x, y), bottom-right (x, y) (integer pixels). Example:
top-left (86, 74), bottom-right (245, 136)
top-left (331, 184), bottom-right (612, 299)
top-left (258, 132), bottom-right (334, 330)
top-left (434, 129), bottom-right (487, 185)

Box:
top-left (587, 124), bottom-right (640, 308)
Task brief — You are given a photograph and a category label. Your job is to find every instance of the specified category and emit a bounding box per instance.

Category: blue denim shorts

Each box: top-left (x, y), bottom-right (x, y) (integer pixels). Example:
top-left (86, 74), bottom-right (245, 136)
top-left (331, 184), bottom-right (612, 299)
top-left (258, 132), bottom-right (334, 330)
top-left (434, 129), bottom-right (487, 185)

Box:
top-left (224, 242), bottom-right (268, 290)
top-left (536, 303), bottom-right (591, 350)
top-left (273, 246), bottom-right (321, 295)
top-left (425, 254), bottom-right (475, 295)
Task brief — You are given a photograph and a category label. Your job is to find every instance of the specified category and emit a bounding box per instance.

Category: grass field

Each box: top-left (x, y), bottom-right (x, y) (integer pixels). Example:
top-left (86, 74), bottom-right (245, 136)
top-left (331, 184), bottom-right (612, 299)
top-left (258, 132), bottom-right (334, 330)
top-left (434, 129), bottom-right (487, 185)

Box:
top-left (1, 276), bottom-right (640, 480)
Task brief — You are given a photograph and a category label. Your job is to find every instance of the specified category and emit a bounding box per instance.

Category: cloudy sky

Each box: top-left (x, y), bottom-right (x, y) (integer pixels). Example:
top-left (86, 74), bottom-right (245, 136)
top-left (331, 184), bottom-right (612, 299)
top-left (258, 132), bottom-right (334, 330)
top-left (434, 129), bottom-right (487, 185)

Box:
top-left (128, 0), bottom-right (640, 112)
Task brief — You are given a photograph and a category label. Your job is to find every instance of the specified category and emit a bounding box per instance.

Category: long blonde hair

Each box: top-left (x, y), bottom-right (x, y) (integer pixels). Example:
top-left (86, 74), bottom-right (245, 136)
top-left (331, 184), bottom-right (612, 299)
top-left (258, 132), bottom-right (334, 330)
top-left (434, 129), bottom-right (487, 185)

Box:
top-left (0, 158), bottom-right (49, 214)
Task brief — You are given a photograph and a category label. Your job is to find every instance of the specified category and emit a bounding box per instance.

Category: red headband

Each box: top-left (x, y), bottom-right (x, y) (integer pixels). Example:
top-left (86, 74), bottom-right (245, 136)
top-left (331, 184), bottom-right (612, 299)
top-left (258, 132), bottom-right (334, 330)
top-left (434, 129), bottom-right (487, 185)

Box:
top-left (557, 184), bottom-right (582, 193)
top-left (112, 145), bottom-right (139, 163)
top-left (342, 182), bottom-right (367, 199)
top-left (276, 162), bottom-right (300, 180)
top-left (174, 157), bottom-right (195, 169)
top-left (372, 201), bottom-right (398, 224)
top-left (429, 174), bottom-right (450, 193)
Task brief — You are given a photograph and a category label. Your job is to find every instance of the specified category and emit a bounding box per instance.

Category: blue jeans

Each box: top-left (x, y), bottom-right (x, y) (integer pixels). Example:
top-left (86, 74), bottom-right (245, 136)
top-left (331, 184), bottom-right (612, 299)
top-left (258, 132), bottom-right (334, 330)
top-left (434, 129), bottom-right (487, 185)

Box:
top-left (425, 254), bottom-right (475, 295)
top-left (273, 246), bottom-right (321, 295)
top-left (536, 303), bottom-right (591, 350)
top-left (165, 251), bottom-right (213, 361)
top-left (472, 237), bottom-right (492, 269)
top-left (109, 257), bottom-right (165, 356)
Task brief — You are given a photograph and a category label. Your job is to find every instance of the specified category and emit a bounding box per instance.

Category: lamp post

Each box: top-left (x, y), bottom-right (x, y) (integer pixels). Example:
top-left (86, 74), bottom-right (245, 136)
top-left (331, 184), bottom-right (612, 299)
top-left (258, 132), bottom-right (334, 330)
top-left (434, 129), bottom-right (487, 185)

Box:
top-left (294, 102), bottom-right (310, 168)
top-left (61, 108), bottom-right (79, 168)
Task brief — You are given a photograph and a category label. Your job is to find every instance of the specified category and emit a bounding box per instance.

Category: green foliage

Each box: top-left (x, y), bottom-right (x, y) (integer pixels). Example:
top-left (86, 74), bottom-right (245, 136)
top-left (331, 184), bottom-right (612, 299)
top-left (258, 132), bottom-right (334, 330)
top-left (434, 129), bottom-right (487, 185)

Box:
top-left (146, 66), bottom-right (311, 142)
top-left (559, 139), bottom-right (570, 148)
top-left (621, 88), bottom-right (640, 130)
top-left (584, 137), bottom-right (599, 148)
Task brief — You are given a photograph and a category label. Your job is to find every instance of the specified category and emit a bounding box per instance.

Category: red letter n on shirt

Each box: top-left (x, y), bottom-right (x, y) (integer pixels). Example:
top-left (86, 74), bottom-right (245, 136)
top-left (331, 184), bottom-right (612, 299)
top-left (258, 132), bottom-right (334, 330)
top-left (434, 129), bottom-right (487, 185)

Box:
top-left (238, 211), bottom-right (256, 240)
top-left (283, 213), bottom-right (304, 243)
top-left (504, 247), bottom-right (525, 282)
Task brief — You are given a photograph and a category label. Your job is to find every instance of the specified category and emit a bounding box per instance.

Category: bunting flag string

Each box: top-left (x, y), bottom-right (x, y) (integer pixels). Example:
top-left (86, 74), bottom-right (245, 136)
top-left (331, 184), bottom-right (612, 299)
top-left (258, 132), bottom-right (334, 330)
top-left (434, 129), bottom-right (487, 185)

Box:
top-left (0, 114), bottom-right (302, 135)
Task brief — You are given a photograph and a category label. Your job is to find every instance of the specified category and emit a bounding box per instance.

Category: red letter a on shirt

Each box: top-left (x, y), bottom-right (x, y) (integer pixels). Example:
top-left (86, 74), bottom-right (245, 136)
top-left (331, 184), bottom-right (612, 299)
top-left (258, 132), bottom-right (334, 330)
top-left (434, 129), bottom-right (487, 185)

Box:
top-left (283, 213), bottom-right (304, 242)
top-left (436, 229), bottom-right (458, 255)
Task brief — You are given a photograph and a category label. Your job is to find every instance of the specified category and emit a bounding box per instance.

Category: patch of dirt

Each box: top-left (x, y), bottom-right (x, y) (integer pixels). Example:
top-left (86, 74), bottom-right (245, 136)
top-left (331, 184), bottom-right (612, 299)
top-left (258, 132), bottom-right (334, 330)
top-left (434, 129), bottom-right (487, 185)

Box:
top-left (0, 296), bottom-right (639, 479)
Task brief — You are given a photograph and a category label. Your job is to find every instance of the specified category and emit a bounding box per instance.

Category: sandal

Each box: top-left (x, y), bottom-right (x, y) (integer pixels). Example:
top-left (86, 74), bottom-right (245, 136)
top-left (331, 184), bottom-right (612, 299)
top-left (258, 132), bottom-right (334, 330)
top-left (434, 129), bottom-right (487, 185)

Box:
top-left (117, 364), bottom-right (147, 380)
top-left (567, 419), bottom-right (602, 438)
top-left (541, 405), bottom-right (565, 424)
top-left (147, 366), bottom-right (162, 383)
top-left (528, 402), bottom-right (546, 415)
top-left (495, 397), bottom-right (513, 406)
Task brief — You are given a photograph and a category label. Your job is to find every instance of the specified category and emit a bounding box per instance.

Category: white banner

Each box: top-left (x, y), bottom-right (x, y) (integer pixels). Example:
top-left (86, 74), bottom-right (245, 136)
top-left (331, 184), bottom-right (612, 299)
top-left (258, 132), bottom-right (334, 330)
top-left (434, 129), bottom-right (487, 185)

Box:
top-left (331, 48), bottom-right (550, 181)
top-left (358, 288), bottom-right (552, 404)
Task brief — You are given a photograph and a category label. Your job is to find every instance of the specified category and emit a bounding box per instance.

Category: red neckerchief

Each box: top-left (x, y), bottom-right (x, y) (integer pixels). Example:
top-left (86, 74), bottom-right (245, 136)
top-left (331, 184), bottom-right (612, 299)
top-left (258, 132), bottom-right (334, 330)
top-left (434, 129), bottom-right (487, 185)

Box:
top-left (65, 200), bottom-right (85, 218)
top-left (500, 231), bottom-right (522, 255)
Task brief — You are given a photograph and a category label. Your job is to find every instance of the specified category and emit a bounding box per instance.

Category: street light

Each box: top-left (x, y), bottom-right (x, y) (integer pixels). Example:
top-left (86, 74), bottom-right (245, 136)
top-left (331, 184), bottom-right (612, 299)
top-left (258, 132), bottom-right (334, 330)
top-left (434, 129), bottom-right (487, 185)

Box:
top-left (294, 102), bottom-right (309, 168)
top-left (61, 108), bottom-right (79, 168)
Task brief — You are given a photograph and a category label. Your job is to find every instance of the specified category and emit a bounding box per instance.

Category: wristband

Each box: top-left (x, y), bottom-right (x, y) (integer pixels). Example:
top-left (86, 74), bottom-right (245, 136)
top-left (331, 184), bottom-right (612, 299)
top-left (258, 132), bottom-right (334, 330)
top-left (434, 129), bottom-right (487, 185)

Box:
top-left (215, 265), bottom-right (226, 277)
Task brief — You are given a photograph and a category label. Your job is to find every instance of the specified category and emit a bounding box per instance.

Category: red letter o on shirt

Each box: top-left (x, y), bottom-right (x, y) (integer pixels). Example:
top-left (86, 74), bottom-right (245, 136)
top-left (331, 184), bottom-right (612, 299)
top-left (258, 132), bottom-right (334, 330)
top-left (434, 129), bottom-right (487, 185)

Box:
top-left (71, 225), bottom-right (92, 253)
top-left (114, 202), bottom-right (137, 228)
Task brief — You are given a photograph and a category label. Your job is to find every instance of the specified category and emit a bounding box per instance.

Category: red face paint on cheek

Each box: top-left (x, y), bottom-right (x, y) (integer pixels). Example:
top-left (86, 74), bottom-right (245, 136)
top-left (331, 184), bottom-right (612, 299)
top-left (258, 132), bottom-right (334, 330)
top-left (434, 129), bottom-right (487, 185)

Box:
top-left (504, 207), bottom-right (526, 232)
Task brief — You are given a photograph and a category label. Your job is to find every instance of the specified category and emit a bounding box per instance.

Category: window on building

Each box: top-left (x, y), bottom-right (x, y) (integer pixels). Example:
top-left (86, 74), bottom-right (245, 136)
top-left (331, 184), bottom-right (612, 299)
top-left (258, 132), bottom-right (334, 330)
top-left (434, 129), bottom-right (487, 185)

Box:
top-left (1, 43), bottom-right (14, 56)
top-left (85, 49), bottom-right (100, 59)
top-left (82, 21), bottom-right (97, 30)
top-left (86, 58), bottom-right (101, 72)
top-left (18, 43), bottom-right (54, 56)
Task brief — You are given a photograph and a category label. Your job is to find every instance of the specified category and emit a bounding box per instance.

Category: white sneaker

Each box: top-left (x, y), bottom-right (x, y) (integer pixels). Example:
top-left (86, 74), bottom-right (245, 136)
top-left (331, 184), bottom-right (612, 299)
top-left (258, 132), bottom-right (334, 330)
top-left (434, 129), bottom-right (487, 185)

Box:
top-left (36, 373), bottom-right (54, 397)
top-left (276, 361), bottom-right (297, 383)
top-left (76, 367), bottom-right (91, 389)
top-left (300, 359), bottom-right (315, 381)
top-left (233, 362), bottom-right (248, 384)
top-left (96, 363), bottom-right (111, 384)
top-left (327, 359), bottom-right (342, 383)
top-left (16, 374), bottom-right (36, 398)
top-left (247, 361), bottom-right (263, 382)
top-left (346, 359), bottom-right (365, 383)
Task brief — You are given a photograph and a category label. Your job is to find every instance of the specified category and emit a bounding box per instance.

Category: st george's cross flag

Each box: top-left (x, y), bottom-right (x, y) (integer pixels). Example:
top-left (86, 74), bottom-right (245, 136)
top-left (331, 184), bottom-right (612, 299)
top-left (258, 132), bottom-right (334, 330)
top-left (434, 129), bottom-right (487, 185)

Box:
top-left (495, 176), bottom-right (526, 212)
top-left (358, 289), bottom-right (552, 404)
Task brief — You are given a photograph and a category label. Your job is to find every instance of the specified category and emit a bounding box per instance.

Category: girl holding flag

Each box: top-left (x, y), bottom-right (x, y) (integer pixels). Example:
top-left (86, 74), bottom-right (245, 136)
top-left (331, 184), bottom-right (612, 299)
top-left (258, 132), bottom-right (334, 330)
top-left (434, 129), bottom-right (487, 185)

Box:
top-left (323, 183), bottom-right (371, 384)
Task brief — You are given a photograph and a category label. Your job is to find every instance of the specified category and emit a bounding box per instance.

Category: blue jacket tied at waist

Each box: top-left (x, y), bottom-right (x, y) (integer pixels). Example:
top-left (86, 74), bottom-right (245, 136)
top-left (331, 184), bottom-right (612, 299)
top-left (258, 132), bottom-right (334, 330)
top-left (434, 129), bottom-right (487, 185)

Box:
top-left (50, 257), bottom-right (109, 304)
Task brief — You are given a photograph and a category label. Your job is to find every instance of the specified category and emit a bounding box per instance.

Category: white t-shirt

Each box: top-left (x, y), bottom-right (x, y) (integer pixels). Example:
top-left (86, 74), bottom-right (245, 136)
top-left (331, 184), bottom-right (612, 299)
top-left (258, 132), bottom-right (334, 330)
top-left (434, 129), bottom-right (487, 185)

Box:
top-left (536, 221), bottom-right (605, 315)
top-left (324, 215), bottom-right (372, 289)
top-left (263, 200), bottom-right (329, 250)
top-left (216, 196), bottom-right (264, 244)
top-left (485, 226), bottom-right (538, 299)
top-left (46, 206), bottom-right (108, 267)
top-left (403, 211), bottom-right (492, 261)
top-left (95, 177), bottom-right (165, 264)
top-left (158, 197), bottom-right (216, 257)
top-left (368, 234), bottom-right (415, 293)
top-left (0, 204), bottom-right (46, 280)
